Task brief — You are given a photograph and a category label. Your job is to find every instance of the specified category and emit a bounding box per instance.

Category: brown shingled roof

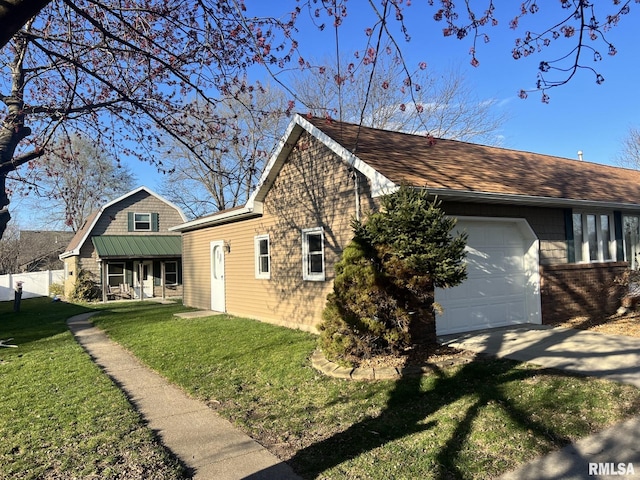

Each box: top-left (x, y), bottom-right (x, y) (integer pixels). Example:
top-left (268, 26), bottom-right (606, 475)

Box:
top-left (61, 210), bottom-right (99, 255)
top-left (305, 117), bottom-right (640, 206)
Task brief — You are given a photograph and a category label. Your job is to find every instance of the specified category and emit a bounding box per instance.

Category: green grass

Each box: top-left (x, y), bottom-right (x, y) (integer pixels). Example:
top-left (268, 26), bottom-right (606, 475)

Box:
top-left (89, 301), bottom-right (640, 479)
top-left (0, 298), bottom-right (186, 480)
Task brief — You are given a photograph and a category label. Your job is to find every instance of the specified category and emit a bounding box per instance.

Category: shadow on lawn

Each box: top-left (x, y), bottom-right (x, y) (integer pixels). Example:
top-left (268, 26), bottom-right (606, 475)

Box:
top-left (285, 359), bottom-right (574, 479)
top-left (0, 297), bottom-right (93, 346)
top-left (251, 326), bottom-right (635, 480)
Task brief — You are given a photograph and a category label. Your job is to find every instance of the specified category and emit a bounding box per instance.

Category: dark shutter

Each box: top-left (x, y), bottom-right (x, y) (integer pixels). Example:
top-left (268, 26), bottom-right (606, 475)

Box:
top-left (152, 213), bottom-right (159, 232)
top-left (127, 212), bottom-right (134, 232)
top-left (564, 209), bottom-right (575, 263)
top-left (153, 261), bottom-right (161, 286)
top-left (125, 261), bottom-right (133, 285)
top-left (614, 211), bottom-right (624, 261)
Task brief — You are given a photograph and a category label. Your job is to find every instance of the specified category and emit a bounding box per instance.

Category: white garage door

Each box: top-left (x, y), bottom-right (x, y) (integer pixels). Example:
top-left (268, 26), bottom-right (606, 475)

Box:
top-left (435, 217), bottom-right (541, 335)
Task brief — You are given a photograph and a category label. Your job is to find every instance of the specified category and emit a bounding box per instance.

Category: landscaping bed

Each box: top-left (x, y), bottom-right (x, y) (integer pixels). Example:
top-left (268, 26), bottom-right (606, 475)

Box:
top-left (556, 310), bottom-right (640, 337)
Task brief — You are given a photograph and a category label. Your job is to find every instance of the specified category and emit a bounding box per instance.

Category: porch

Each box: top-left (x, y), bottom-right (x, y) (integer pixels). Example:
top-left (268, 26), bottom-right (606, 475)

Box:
top-left (92, 235), bottom-right (182, 302)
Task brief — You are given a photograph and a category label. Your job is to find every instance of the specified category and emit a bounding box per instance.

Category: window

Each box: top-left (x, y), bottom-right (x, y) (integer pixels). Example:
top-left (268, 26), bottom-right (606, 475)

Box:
top-left (624, 215), bottom-right (640, 269)
top-left (572, 212), bottom-right (614, 263)
top-left (134, 213), bottom-right (151, 231)
top-left (165, 261), bottom-right (178, 285)
top-left (107, 263), bottom-right (125, 287)
top-left (254, 235), bottom-right (270, 279)
top-left (128, 212), bottom-right (159, 232)
top-left (302, 227), bottom-right (325, 281)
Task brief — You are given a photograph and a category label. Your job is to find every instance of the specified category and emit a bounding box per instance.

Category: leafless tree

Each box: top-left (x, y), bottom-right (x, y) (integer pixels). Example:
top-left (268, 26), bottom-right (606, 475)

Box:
top-left (617, 127), bottom-right (640, 170)
top-left (13, 133), bottom-right (136, 231)
top-left (158, 85), bottom-right (289, 217)
top-left (0, 0), bottom-right (636, 239)
top-left (292, 55), bottom-right (507, 145)
top-left (0, 1), bottom-right (305, 239)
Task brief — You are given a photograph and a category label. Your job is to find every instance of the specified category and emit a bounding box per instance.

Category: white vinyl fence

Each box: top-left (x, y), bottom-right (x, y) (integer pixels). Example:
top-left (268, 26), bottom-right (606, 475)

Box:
top-left (0, 270), bottom-right (64, 302)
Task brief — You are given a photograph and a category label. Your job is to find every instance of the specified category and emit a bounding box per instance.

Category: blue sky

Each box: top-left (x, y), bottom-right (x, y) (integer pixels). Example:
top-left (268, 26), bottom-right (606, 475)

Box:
top-left (12, 2), bottom-right (640, 229)
top-left (143, 2), bottom-right (638, 190)
top-left (272, 1), bottom-right (639, 164)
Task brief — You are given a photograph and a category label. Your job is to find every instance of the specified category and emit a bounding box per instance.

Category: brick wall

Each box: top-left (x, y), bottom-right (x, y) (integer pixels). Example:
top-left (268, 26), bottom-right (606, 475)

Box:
top-left (540, 262), bottom-right (628, 324)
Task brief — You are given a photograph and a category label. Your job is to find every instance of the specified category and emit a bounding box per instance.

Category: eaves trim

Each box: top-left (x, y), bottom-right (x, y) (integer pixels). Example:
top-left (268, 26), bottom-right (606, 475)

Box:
top-left (427, 187), bottom-right (640, 211)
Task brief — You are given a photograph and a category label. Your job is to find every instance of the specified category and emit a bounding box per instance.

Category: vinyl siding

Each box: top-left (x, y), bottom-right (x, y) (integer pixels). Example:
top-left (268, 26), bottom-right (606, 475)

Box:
top-left (182, 131), bottom-right (370, 331)
top-left (92, 191), bottom-right (184, 236)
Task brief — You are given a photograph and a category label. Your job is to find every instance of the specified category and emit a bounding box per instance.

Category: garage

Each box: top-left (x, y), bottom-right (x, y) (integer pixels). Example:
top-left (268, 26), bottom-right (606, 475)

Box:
top-left (435, 217), bottom-right (542, 335)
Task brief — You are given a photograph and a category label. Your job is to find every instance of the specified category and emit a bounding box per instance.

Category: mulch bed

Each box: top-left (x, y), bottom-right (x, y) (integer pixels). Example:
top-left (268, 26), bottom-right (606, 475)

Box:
top-left (554, 310), bottom-right (640, 337)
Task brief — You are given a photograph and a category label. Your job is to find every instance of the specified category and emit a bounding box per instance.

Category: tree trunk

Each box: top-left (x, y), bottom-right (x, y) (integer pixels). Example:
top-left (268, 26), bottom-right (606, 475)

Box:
top-left (409, 306), bottom-right (438, 346)
top-left (0, 32), bottom-right (42, 240)
top-left (0, 0), bottom-right (52, 48)
top-left (0, 176), bottom-right (10, 240)
top-left (408, 288), bottom-right (437, 346)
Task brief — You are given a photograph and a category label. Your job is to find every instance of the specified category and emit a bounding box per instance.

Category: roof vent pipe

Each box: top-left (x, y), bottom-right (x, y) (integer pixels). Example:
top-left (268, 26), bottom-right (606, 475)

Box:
top-left (577, 150), bottom-right (583, 161)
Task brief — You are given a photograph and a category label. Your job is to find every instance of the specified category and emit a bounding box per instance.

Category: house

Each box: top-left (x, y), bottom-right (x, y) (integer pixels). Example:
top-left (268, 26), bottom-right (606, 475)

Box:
top-left (17, 230), bottom-right (74, 272)
top-left (60, 186), bottom-right (187, 301)
top-left (171, 114), bottom-right (640, 335)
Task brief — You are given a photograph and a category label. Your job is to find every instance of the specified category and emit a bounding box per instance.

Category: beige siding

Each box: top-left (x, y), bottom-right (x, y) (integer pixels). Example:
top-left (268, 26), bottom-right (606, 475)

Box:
top-left (182, 132), bottom-right (369, 331)
top-left (63, 257), bottom-right (78, 296)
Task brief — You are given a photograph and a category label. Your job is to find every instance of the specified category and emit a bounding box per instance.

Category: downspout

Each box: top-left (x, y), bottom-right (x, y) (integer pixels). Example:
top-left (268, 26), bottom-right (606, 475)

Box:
top-left (352, 170), bottom-right (361, 222)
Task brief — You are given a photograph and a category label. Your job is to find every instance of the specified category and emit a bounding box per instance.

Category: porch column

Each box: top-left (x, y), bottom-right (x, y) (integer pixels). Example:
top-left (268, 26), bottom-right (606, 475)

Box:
top-left (138, 261), bottom-right (144, 301)
top-left (100, 260), bottom-right (107, 303)
top-left (161, 261), bottom-right (166, 300)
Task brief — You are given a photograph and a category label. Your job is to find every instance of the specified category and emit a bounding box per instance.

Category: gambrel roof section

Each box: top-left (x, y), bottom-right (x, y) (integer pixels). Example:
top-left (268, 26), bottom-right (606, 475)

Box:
top-left (60, 186), bottom-right (187, 259)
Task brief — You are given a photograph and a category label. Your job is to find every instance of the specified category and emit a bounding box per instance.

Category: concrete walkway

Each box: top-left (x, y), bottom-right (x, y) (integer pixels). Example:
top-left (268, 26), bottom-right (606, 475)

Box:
top-left (440, 325), bottom-right (640, 479)
top-left (67, 312), bottom-right (300, 480)
top-left (68, 311), bottom-right (640, 480)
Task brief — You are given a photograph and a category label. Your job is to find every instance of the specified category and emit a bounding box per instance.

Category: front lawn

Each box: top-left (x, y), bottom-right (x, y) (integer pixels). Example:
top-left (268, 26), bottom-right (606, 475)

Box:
top-left (90, 301), bottom-right (640, 479)
top-left (0, 298), bottom-right (186, 480)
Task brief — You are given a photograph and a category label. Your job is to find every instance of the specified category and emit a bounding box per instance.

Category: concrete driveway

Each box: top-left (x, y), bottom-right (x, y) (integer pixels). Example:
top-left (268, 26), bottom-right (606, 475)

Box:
top-left (438, 324), bottom-right (640, 388)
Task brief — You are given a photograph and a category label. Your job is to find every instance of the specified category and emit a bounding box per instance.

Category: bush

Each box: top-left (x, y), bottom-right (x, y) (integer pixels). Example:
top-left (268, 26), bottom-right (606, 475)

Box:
top-left (49, 282), bottom-right (64, 297)
top-left (318, 185), bottom-right (467, 365)
top-left (318, 237), bottom-right (411, 365)
top-left (69, 269), bottom-right (101, 302)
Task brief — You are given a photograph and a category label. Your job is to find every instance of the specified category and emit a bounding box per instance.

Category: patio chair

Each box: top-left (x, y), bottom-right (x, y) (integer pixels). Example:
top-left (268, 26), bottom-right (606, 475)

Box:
top-left (107, 285), bottom-right (121, 300)
top-left (119, 283), bottom-right (132, 299)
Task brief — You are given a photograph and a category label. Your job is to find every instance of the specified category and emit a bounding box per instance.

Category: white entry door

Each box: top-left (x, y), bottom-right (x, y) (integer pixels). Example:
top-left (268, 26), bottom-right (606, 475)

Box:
top-left (134, 260), bottom-right (154, 299)
top-left (210, 241), bottom-right (226, 312)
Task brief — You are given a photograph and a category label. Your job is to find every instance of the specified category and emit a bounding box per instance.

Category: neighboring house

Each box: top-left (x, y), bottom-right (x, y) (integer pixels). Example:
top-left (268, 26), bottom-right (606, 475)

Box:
top-left (60, 186), bottom-right (187, 300)
top-left (171, 115), bottom-right (640, 335)
top-left (17, 230), bottom-right (74, 272)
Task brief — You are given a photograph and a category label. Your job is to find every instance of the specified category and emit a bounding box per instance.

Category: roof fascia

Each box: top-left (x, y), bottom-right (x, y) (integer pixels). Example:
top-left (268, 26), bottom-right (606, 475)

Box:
top-left (246, 115), bottom-right (398, 210)
top-left (296, 115), bottom-right (397, 197)
top-left (169, 206), bottom-right (258, 232)
top-left (245, 117), bottom-right (305, 209)
top-left (426, 187), bottom-right (640, 211)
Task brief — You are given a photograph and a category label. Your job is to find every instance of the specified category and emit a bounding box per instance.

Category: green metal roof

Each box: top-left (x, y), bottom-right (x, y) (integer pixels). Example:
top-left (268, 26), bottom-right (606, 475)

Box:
top-left (92, 235), bottom-right (182, 258)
